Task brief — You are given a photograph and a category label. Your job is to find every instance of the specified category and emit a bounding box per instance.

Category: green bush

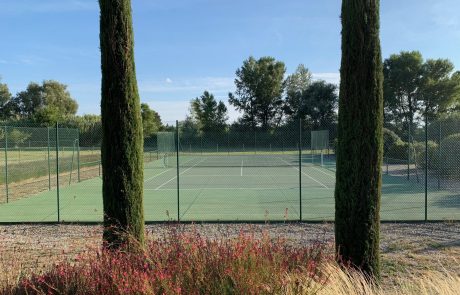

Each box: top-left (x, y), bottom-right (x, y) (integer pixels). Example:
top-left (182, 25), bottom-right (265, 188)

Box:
top-left (439, 133), bottom-right (460, 178)
top-left (415, 140), bottom-right (439, 170)
top-left (383, 128), bottom-right (409, 160)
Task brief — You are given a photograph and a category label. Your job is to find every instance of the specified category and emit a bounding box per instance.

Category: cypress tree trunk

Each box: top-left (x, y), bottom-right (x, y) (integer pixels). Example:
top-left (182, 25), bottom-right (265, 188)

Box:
top-left (99, 0), bottom-right (145, 248)
top-left (335, 0), bottom-right (383, 278)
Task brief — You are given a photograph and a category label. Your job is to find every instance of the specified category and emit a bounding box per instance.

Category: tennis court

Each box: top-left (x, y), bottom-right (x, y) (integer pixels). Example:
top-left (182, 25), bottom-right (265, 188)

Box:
top-left (0, 152), bottom-right (458, 222)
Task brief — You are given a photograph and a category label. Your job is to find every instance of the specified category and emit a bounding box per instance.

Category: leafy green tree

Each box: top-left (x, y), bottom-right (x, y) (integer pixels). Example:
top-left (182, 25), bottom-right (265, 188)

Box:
top-left (11, 80), bottom-right (78, 123)
top-left (383, 51), bottom-right (423, 129)
top-left (228, 56), bottom-right (286, 129)
top-left (0, 79), bottom-right (13, 120)
top-left (141, 103), bottom-right (162, 138)
top-left (99, 0), bottom-right (145, 248)
top-left (302, 81), bottom-right (338, 128)
top-left (284, 64), bottom-right (313, 120)
top-left (8, 129), bottom-right (32, 148)
top-left (66, 115), bottom-right (102, 147)
top-left (191, 91), bottom-right (228, 133)
top-left (335, 0), bottom-right (383, 279)
top-left (383, 52), bottom-right (460, 131)
top-left (419, 60), bottom-right (460, 117)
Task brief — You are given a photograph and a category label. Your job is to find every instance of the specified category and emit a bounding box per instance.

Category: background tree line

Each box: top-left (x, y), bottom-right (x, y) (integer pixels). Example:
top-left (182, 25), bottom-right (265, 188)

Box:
top-left (1, 50), bottom-right (459, 147)
top-left (0, 78), bottom-right (162, 147)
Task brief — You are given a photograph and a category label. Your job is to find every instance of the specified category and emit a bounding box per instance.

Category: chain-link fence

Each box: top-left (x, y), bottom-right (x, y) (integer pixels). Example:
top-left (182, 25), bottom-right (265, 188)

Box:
top-left (0, 115), bottom-right (458, 222)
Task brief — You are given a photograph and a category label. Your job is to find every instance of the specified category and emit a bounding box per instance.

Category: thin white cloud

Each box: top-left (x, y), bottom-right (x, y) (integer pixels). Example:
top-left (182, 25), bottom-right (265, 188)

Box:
top-left (139, 76), bottom-right (237, 122)
top-left (312, 72), bottom-right (340, 85)
top-left (145, 99), bottom-right (241, 124)
top-left (0, 0), bottom-right (97, 14)
top-left (430, 0), bottom-right (460, 28)
top-left (139, 77), bottom-right (234, 94)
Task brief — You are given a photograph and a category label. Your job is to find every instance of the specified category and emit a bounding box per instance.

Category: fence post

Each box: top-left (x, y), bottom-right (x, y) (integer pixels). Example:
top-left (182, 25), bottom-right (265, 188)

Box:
top-left (407, 122), bottom-right (411, 180)
top-left (56, 122), bottom-right (60, 222)
top-left (4, 126), bottom-right (8, 203)
top-left (77, 130), bottom-right (81, 182)
top-left (47, 127), bottom-right (51, 190)
top-left (385, 157), bottom-right (389, 175)
top-left (299, 119), bottom-right (302, 222)
top-left (254, 131), bottom-right (257, 154)
top-left (176, 120), bottom-right (180, 222)
top-left (424, 115), bottom-right (428, 222)
top-left (438, 120), bottom-right (441, 190)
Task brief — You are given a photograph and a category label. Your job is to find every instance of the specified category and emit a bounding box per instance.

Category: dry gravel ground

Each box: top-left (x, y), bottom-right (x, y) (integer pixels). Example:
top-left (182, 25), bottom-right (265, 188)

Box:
top-left (0, 222), bottom-right (459, 286)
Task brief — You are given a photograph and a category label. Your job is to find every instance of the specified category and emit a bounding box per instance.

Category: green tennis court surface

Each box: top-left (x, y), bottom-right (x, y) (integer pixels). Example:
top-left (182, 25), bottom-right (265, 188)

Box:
top-left (0, 154), bottom-right (458, 222)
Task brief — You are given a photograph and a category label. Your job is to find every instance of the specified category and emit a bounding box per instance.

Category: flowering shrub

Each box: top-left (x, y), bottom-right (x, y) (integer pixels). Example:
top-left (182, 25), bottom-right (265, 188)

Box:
top-left (4, 227), bottom-right (332, 295)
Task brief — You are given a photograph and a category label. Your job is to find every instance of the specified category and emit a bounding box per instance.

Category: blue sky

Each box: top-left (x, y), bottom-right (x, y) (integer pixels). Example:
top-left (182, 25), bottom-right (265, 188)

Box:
top-left (1, 0), bottom-right (459, 122)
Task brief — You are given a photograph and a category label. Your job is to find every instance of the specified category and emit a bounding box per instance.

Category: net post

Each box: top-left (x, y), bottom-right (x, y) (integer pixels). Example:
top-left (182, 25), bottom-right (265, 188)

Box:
top-left (56, 122), bottom-right (60, 222)
top-left (47, 127), bottom-right (51, 190)
top-left (4, 126), bottom-right (8, 203)
top-left (424, 114), bottom-right (428, 222)
top-left (299, 118), bottom-right (302, 222)
top-left (176, 120), bottom-right (180, 222)
top-left (69, 141), bottom-right (75, 185)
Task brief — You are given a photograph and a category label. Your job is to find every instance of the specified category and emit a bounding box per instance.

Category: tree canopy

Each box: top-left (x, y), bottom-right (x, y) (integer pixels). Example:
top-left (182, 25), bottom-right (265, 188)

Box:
top-left (9, 80), bottom-right (78, 124)
top-left (228, 56), bottom-right (286, 130)
top-left (191, 91), bottom-right (228, 133)
top-left (141, 103), bottom-right (162, 138)
top-left (0, 79), bottom-right (13, 120)
top-left (383, 51), bottom-right (460, 130)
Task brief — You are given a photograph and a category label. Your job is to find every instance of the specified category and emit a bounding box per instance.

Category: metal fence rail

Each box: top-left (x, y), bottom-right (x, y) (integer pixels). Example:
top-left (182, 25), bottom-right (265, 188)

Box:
top-left (0, 115), bottom-right (458, 222)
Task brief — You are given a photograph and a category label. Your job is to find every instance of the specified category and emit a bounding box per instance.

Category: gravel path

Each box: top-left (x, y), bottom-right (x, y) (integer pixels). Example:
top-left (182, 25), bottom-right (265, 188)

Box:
top-left (0, 222), bottom-right (459, 285)
top-left (0, 222), bottom-right (458, 254)
top-left (0, 222), bottom-right (458, 291)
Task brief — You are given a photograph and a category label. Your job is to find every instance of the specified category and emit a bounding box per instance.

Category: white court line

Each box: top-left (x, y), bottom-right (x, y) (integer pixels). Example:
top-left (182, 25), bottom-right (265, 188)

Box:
top-left (154, 158), bottom-right (206, 190)
top-left (145, 187), bottom-right (332, 191)
top-left (311, 166), bottom-right (335, 179)
top-left (241, 160), bottom-right (243, 176)
top-left (144, 169), bottom-right (171, 182)
top-left (179, 174), bottom-right (298, 177)
top-left (278, 157), bottom-right (329, 189)
top-left (144, 156), bottom-right (197, 183)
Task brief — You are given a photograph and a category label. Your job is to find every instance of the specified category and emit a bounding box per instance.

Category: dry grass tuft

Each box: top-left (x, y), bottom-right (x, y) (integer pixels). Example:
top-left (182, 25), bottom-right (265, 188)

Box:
top-left (285, 263), bottom-right (460, 295)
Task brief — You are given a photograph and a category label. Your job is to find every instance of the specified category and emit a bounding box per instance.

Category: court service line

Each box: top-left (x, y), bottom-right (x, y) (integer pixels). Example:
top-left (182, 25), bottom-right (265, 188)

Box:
top-left (144, 169), bottom-right (172, 182)
top-left (178, 174), bottom-right (298, 177)
top-left (145, 187), bottom-right (333, 191)
top-left (154, 158), bottom-right (206, 190)
top-left (278, 157), bottom-right (329, 189)
top-left (144, 156), bottom-right (198, 183)
top-left (311, 166), bottom-right (335, 179)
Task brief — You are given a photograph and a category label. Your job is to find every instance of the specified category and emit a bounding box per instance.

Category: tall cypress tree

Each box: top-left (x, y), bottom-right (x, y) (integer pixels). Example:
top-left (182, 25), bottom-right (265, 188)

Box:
top-left (99, 0), bottom-right (145, 248)
top-left (335, 0), bottom-right (383, 278)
